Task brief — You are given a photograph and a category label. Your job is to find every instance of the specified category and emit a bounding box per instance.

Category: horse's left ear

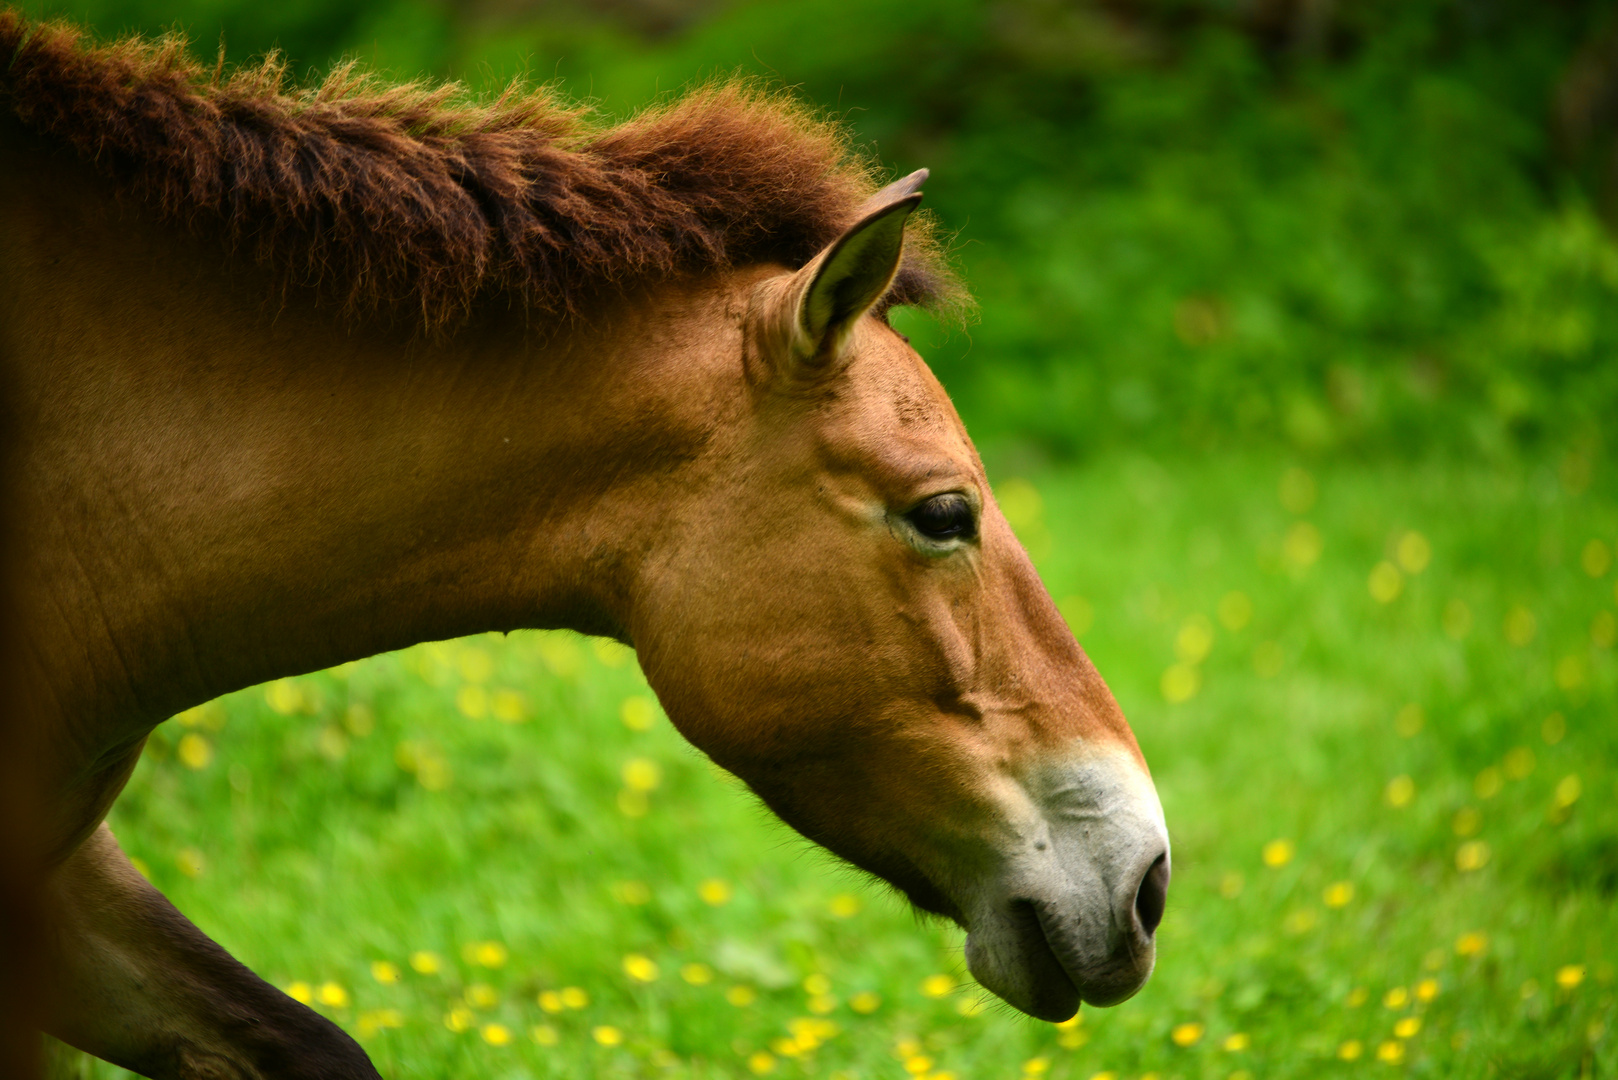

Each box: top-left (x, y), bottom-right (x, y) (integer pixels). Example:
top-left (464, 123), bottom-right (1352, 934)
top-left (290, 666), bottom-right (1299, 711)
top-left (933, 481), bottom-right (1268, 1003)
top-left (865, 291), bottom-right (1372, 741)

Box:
top-left (762, 169), bottom-right (927, 378)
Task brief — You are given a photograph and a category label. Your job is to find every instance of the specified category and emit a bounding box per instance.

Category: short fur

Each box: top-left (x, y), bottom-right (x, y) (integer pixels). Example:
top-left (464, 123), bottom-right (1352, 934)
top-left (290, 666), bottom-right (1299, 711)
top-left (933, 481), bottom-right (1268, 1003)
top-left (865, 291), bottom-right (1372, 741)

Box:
top-left (0, 10), bottom-right (963, 330)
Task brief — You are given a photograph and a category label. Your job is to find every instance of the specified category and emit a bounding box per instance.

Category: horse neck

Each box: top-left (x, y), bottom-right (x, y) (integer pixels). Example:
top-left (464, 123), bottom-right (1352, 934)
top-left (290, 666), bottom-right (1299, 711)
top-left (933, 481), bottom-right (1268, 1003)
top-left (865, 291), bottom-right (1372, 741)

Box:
top-left (5, 145), bottom-right (745, 743)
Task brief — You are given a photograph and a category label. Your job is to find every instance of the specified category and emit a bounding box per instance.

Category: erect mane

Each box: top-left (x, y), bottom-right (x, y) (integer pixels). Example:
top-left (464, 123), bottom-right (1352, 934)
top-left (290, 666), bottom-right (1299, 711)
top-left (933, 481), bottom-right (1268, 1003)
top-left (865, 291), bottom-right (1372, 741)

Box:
top-left (0, 11), bottom-right (965, 330)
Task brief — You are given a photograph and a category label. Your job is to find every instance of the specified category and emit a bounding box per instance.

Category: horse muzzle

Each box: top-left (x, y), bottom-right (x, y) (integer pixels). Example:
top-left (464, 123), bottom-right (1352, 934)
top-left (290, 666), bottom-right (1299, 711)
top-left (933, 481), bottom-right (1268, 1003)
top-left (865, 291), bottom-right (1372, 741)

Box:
top-left (961, 754), bottom-right (1170, 1021)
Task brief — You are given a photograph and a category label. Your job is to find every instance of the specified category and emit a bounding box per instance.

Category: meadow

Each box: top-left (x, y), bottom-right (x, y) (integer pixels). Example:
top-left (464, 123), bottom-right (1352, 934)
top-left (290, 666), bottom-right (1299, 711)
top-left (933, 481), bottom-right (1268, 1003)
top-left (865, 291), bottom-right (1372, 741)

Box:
top-left (51, 450), bottom-right (1617, 1080)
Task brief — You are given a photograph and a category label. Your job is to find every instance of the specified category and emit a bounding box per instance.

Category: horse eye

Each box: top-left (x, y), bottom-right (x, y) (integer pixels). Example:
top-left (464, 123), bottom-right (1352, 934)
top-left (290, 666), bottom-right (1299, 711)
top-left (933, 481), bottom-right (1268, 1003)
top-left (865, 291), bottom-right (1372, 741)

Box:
top-left (907, 493), bottom-right (976, 541)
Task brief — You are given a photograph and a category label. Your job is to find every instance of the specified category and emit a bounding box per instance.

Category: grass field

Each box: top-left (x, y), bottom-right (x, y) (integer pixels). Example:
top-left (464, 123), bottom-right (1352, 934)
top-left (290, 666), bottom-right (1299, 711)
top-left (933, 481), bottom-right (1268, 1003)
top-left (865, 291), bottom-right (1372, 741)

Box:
top-left (59, 452), bottom-right (1617, 1080)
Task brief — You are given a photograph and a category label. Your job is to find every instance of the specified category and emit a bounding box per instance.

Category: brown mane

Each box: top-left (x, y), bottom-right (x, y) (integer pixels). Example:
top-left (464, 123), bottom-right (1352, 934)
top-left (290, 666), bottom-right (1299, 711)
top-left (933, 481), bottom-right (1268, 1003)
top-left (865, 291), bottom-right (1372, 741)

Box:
top-left (0, 10), bottom-right (964, 330)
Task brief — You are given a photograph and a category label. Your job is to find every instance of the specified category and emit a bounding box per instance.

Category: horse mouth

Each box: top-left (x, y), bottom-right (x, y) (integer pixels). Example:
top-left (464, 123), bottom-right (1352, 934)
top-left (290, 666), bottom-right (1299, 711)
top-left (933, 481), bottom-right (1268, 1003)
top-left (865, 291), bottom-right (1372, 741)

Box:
top-left (964, 899), bottom-right (1082, 1022)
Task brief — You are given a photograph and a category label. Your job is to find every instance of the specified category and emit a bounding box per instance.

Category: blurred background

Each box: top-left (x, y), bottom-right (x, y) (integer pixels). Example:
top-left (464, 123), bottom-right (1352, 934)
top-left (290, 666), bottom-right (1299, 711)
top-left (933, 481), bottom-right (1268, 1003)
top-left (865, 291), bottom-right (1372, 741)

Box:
top-left (17, 1), bottom-right (1617, 1077)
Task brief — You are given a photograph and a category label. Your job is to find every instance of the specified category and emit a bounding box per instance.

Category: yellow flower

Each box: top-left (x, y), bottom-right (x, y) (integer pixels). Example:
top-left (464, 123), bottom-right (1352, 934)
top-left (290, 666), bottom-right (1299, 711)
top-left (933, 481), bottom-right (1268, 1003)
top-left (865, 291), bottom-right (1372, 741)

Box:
top-left (1323, 881), bottom-right (1354, 908)
top-left (1385, 775), bottom-right (1415, 807)
top-left (455, 684), bottom-right (487, 719)
top-left (1455, 931), bottom-right (1487, 957)
top-left (920, 974), bottom-right (955, 998)
top-left (1394, 1017), bottom-right (1421, 1038)
top-left (1338, 1039), bottom-right (1363, 1061)
top-left (612, 880), bottom-right (651, 905)
top-left (1368, 561), bottom-right (1403, 603)
top-left (370, 961), bottom-right (399, 984)
top-left (726, 985), bottom-right (757, 1007)
top-left (1455, 840), bottom-right (1490, 872)
top-left (457, 648), bottom-right (493, 683)
top-left (1415, 978), bottom-right (1440, 1002)
top-left (177, 733), bottom-right (212, 770)
top-left (592, 1025), bottom-right (623, 1047)
top-left (1284, 908), bottom-right (1318, 934)
top-left (264, 679), bottom-right (305, 714)
top-left (481, 1024), bottom-right (512, 1046)
top-left (1170, 1022), bottom-right (1204, 1047)
top-left (699, 878), bottom-right (733, 905)
top-left (356, 1008), bottom-right (403, 1036)
top-left (1556, 964), bottom-right (1585, 990)
top-left (286, 981), bottom-right (313, 1004)
top-left (622, 758), bottom-right (661, 792)
top-left (472, 941), bottom-right (508, 968)
top-left (620, 696), bottom-right (656, 731)
top-left (531, 1024), bottom-right (559, 1046)
top-left (1160, 663), bottom-right (1200, 704)
top-left (1021, 1057), bottom-right (1049, 1074)
top-left (802, 973), bottom-right (831, 995)
top-left (747, 1051), bottom-right (776, 1075)
top-left (317, 982), bottom-right (348, 1008)
top-left (849, 991), bottom-right (881, 1014)
top-left (1222, 1032), bottom-right (1250, 1052)
top-left (560, 986), bottom-right (589, 1009)
top-left (1346, 987), bottom-right (1369, 1007)
top-left (1397, 531), bottom-right (1431, 573)
top-left (1376, 1040), bottom-right (1404, 1064)
top-left (955, 997), bottom-right (984, 1017)
top-left (809, 994), bottom-right (838, 1014)
top-left (1088, 1073), bottom-right (1118, 1080)
top-left (906, 1056), bottom-right (934, 1074)
top-left (466, 983), bottom-right (498, 1009)
top-left (623, 954), bottom-right (659, 983)
top-left (490, 689), bottom-right (526, 723)
top-left (681, 963), bottom-right (714, 986)
top-left (1261, 838), bottom-right (1294, 867)
top-left (538, 990), bottom-right (564, 1012)
top-left (1383, 986), bottom-right (1409, 1009)
top-left (1175, 615), bottom-right (1214, 664)
top-left (410, 950), bottom-right (441, 975)
top-left (444, 1007), bottom-right (474, 1032)
top-left (828, 893), bottom-right (861, 918)
top-left (1554, 775), bottom-right (1582, 809)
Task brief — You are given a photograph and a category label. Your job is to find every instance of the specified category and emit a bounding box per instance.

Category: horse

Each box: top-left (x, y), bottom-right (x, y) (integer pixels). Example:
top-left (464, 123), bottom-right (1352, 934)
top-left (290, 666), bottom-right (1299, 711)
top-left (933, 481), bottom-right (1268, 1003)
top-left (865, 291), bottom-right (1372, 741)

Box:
top-left (0, 13), bottom-right (1170, 1078)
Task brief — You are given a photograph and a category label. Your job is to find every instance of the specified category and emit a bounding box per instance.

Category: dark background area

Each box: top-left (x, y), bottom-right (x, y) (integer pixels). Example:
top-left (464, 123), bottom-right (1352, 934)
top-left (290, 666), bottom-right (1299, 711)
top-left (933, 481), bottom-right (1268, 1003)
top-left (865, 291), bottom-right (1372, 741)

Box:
top-left (17, 0), bottom-right (1618, 466)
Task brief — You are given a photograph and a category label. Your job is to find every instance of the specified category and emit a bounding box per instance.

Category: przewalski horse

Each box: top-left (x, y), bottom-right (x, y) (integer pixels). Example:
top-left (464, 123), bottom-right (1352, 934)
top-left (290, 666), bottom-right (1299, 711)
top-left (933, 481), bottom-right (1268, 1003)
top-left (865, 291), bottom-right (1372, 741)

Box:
top-left (0, 13), bottom-right (1169, 1078)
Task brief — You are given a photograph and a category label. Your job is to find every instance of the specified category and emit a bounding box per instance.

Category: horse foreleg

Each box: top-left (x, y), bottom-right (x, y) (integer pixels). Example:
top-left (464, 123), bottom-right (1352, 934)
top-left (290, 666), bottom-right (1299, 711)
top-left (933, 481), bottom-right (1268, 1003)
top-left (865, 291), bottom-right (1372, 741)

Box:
top-left (42, 823), bottom-right (380, 1080)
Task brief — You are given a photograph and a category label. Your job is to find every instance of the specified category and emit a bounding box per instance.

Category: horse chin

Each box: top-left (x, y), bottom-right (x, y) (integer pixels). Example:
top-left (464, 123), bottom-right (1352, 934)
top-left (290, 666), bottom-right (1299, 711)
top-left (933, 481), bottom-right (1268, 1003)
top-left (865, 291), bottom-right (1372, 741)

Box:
top-left (962, 903), bottom-right (1082, 1022)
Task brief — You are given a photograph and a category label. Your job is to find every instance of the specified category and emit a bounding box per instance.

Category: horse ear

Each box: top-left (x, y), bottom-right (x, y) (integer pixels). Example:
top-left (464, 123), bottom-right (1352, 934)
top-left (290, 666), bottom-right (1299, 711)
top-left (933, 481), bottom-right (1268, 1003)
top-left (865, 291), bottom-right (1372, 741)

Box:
top-left (764, 172), bottom-right (926, 377)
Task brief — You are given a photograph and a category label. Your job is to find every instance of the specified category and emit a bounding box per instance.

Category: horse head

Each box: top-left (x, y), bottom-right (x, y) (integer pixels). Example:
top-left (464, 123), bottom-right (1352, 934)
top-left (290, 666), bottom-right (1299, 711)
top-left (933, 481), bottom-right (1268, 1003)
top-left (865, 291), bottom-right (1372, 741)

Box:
top-left (632, 172), bottom-right (1169, 1021)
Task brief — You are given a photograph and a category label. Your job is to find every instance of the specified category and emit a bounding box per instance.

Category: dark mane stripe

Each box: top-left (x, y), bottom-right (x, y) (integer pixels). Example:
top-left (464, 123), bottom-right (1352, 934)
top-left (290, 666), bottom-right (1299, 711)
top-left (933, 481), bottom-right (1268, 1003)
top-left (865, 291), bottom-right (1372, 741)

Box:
top-left (0, 11), bottom-right (962, 329)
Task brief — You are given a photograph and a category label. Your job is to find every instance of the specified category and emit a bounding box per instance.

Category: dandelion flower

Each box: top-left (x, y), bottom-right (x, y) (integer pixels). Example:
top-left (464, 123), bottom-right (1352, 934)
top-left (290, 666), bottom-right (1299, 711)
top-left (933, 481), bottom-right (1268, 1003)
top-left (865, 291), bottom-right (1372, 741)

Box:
top-left (592, 1025), bottom-right (623, 1047)
top-left (177, 733), bottom-right (212, 770)
top-left (466, 984), bottom-right (498, 1009)
top-left (1338, 1039), bottom-right (1363, 1061)
top-left (906, 1056), bottom-right (934, 1074)
top-left (622, 758), bottom-right (661, 792)
top-left (481, 1024), bottom-right (512, 1046)
top-left (1556, 965), bottom-right (1585, 990)
top-left (803, 973), bottom-right (831, 996)
top-left (1261, 838), bottom-right (1294, 867)
top-left (1376, 1040), bottom-right (1404, 1064)
top-left (560, 987), bottom-right (589, 1009)
top-left (473, 941), bottom-right (507, 968)
top-left (444, 1007), bottom-right (474, 1032)
top-left (623, 954), bottom-right (659, 983)
top-left (1455, 932), bottom-right (1487, 957)
top-left (920, 974), bottom-right (954, 998)
top-left (1394, 1016), bottom-right (1421, 1039)
top-left (699, 878), bottom-right (732, 905)
top-left (955, 997), bottom-right (984, 1017)
top-left (370, 961), bottom-right (399, 984)
top-left (726, 985), bottom-right (757, 1007)
top-left (681, 963), bottom-right (714, 986)
top-left (317, 982), bottom-right (348, 1008)
top-left (620, 696), bottom-right (656, 731)
top-left (1222, 1032), bottom-right (1250, 1052)
top-left (1323, 881), bottom-right (1354, 908)
top-left (1415, 978), bottom-right (1439, 1002)
top-left (286, 981), bottom-right (313, 1004)
top-left (1386, 775), bottom-right (1415, 807)
top-left (531, 1024), bottom-right (559, 1046)
top-left (1383, 987), bottom-right (1409, 1009)
top-left (849, 991), bottom-right (880, 1014)
top-left (828, 894), bottom-right (861, 918)
top-left (1455, 840), bottom-right (1490, 872)
top-left (1170, 1022), bottom-right (1203, 1047)
top-left (748, 1051), bottom-right (776, 1074)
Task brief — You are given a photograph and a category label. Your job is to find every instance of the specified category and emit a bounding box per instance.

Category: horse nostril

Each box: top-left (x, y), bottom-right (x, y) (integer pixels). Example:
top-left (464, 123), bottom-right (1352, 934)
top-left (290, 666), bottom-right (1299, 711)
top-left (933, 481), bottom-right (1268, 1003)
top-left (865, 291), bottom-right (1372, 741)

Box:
top-left (1134, 853), bottom-right (1169, 937)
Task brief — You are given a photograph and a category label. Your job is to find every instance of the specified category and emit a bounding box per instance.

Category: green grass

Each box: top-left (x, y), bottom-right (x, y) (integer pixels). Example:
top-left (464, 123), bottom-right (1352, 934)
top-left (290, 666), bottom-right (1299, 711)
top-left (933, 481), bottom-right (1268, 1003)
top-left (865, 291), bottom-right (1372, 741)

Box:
top-left (63, 452), bottom-right (1618, 1079)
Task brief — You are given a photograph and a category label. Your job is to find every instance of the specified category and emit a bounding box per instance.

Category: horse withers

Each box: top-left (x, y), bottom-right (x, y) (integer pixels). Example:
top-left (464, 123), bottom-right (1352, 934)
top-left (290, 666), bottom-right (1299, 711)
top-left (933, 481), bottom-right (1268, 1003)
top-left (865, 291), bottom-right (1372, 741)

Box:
top-left (0, 15), bottom-right (1168, 1077)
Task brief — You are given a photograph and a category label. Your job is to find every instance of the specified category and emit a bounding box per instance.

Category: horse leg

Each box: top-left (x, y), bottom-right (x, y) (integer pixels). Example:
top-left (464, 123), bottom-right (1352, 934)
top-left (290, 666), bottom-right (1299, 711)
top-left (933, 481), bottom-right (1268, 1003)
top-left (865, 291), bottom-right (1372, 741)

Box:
top-left (42, 823), bottom-right (380, 1080)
